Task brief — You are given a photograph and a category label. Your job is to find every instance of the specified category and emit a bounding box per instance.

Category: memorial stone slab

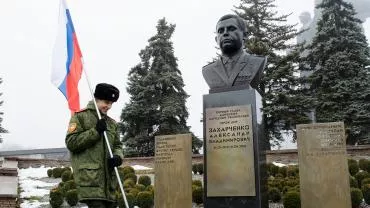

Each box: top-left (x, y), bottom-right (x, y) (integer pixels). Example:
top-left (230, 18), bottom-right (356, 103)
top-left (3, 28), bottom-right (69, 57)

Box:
top-left (154, 134), bottom-right (192, 208)
top-left (297, 122), bottom-right (351, 208)
top-left (203, 89), bottom-right (268, 208)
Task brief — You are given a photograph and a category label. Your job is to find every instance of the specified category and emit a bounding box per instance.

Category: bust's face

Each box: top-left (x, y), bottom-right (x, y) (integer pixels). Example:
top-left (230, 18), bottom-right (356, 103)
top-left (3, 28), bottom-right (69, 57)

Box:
top-left (216, 18), bottom-right (244, 56)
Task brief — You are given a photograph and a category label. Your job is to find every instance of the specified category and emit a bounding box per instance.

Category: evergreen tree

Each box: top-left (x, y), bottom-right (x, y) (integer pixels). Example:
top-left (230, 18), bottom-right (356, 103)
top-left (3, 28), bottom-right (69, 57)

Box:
top-left (235, 0), bottom-right (311, 148)
top-left (301, 0), bottom-right (370, 144)
top-left (120, 18), bottom-right (202, 157)
top-left (0, 78), bottom-right (8, 143)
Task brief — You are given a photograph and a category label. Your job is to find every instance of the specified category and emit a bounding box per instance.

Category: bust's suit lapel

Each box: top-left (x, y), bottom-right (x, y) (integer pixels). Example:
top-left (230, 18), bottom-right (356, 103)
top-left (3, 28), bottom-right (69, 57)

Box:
top-left (229, 52), bottom-right (250, 86)
top-left (213, 59), bottom-right (229, 85)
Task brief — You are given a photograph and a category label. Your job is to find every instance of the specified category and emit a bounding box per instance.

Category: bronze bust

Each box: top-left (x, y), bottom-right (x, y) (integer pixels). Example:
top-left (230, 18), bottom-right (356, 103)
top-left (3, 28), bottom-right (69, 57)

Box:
top-left (202, 14), bottom-right (267, 92)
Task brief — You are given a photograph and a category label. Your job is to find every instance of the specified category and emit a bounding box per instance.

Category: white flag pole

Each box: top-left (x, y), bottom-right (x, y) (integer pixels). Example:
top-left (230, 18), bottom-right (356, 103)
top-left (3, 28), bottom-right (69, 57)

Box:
top-left (82, 59), bottom-right (130, 208)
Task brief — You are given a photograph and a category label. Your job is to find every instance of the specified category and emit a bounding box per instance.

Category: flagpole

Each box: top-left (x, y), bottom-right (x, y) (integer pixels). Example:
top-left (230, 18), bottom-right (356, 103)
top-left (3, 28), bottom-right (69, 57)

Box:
top-left (82, 59), bottom-right (130, 208)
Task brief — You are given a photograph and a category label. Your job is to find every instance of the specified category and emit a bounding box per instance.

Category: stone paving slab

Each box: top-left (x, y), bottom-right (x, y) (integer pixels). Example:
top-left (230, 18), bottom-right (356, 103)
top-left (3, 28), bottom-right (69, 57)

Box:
top-left (0, 176), bottom-right (18, 197)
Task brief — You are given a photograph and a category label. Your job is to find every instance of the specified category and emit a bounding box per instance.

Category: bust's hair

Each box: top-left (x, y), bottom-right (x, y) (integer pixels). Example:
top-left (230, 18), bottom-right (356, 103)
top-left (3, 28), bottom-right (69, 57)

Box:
top-left (217, 14), bottom-right (247, 35)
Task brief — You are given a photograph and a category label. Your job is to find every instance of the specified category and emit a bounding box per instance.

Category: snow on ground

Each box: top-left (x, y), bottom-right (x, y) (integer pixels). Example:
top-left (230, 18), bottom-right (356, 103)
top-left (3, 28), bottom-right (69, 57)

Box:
top-left (18, 166), bottom-right (60, 208)
top-left (18, 166), bottom-right (59, 198)
top-left (132, 165), bottom-right (152, 170)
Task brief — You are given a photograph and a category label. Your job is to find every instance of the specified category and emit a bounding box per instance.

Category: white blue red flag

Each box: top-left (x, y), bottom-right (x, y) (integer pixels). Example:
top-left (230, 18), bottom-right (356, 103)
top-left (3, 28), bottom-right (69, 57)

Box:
top-left (51, 0), bottom-right (83, 113)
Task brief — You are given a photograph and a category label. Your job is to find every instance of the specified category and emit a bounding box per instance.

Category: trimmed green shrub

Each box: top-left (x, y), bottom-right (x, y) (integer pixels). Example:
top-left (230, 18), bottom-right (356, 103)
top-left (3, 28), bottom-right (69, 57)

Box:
top-left (63, 167), bottom-right (72, 173)
top-left (192, 164), bottom-right (198, 174)
top-left (47, 169), bottom-right (53, 177)
top-left (49, 188), bottom-right (64, 208)
top-left (355, 171), bottom-right (370, 187)
top-left (268, 187), bottom-right (282, 203)
top-left (117, 192), bottom-right (135, 208)
top-left (287, 166), bottom-right (299, 177)
top-left (283, 177), bottom-right (299, 188)
top-left (128, 188), bottom-right (140, 197)
top-left (283, 191), bottom-right (301, 208)
top-left (121, 166), bottom-right (135, 176)
top-left (269, 163), bottom-right (280, 177)
top-left (136, 191), bottom-right (154, 208)
top-left (134, 184), bottom-right (146, 192)
top-left (359, 159), bottom-right (370, 172)
top-left (350, 188), bottom-right (363, 208)
top-left (124, 179), bottom-right (135, 189)
top-left (362, 178), bottom-right (370, 188)
top-left (278, 166), bottom-right (288, 178)
top-left (348, 159), bottom-right (359, 176)
top-left (61, 170), bottom-right (72, 182)
top-left (65, 189), bottom-right (78, 206)
top-left (145, 185), bottom-right (154, 196)
top-left (124, 173), bottom-right (137, 184)
top-left (192, 186), bottom-right (204, 204)
top-left (63, 180), bottom-right (76, 195)
top-left (362, 183), bottom-right (370, 205)
top-left (52, 167), bottom-right (63, 178)
top-left (350, 176), bottom-right (358, 188)
top-left (192, 180), bottom-right (203, 188)
top-left (138, 175), bottom-right (151, 187)
top-left (196, 163), bottom-right (204, 175)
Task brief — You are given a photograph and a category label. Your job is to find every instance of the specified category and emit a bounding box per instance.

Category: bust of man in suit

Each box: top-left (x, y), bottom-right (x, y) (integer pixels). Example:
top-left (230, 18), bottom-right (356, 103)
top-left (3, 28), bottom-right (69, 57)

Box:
top-left (202, 14), bottom-right (267, 92)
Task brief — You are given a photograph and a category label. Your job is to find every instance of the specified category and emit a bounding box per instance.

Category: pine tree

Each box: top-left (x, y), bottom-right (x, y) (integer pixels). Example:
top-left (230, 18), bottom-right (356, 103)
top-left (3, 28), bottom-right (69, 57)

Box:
top-left (301, 0), bottom-right (370, 144)
top-left (0, 78), bottom-right (8, 143)
top-left (234, 0), bottom-right (311, 148)
top-left (120, 18), bottom-right (202, 157)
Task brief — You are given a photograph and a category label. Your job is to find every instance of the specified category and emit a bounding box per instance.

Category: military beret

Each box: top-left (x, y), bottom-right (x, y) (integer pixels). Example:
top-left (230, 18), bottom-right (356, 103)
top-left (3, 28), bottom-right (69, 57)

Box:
top-left (94, 83), bottom-right (119, 102)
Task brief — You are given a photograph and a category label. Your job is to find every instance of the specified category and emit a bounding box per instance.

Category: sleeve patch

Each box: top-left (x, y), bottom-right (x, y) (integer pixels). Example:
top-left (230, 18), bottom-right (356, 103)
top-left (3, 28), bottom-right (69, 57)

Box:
top-left (68, 123), bottom-right (77, 133)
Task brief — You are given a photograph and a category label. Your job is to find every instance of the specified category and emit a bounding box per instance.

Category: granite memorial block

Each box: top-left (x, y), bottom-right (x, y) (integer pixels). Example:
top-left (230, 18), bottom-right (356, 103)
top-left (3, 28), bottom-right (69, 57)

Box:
top-left (297, 122), bottom-right (351, 208)
top-left (203, 89), bottom-right (267, 208)
top-left (154, 134), bottom-right (192, 208)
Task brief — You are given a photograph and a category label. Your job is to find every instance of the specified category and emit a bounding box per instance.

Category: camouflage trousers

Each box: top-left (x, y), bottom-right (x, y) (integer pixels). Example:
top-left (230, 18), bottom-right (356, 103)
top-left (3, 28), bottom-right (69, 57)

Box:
top-left (84, 200), bottom-right (116, 208)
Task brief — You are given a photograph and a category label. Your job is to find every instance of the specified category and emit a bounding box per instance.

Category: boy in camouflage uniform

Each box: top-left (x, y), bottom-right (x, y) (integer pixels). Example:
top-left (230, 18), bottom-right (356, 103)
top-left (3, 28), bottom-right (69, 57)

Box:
top-left (66, 83), bottom-right (123, 208)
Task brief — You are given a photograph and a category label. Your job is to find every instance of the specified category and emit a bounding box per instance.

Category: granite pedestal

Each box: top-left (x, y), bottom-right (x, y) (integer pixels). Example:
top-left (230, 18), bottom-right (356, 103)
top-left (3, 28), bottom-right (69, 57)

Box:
top-left (203, 88), bottom-right (268, 208)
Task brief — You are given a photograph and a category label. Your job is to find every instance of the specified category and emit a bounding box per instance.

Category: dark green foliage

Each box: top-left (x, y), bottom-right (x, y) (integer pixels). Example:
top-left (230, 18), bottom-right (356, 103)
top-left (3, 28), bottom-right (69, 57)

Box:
top-left (52, 167), bottom-right (63, 178)
top-left (279, 166), bottom-right (288, 178)
top-left (350, 176), bottom-right (358, 188)
top-left (283, 191), bottom-right (301, 208)
top-left (124, 173), bottom-right (137, 184)
top-left (300, 0), bottom-right (370, 145)
top-left (196, 163), bottom-right (204, 175)
top-left (349, 159), bottom-right (360, 176)
top-left (350, 188), bottom-right (363, 208)
top-left (192, 180), bottom-right (202, 188)
top-left (119, 166), bottom-right (135, 180)
top-left (287, 166), bottom-right (299, 177)
top-left (362, 184), bottom-right (370, 205)
top-left (134, 184), bottom-right (146, 192)
top-left (49, 188), bottom-right (64, 208)
top-left (268, 177), bottom-right (284, 192)
top-left (355, 171), bottom-right (370, 187)
top-left (235, 0), bottom-right (311, 148)
top-left (61, 170), bottom-right (72, 182)
top-left (47, 169), bottom-right (53, 177)
top-left (138, 175), bottom-right (151, 187)
top-left (362, 178), bottom-right (370, 188)
top-left (65, 189), bottom-right (78, 206)
top-left (145, 185), bottom-right (154, 197)
top-left (117, 192), bottom-right (135, 208)
top-left (136, 191), bottom-right (154, 208)
top-left (120, 18), bottom-right (202, 156)
top-left (268, 187), bottom-right (282, 203)
top-left (0, 78), bottom-right (8, 143)
top-left (192, 186), bottom-right (204, 204)
top-left (359, 159), bottom-right (370, 172)
top-left (123, 179), bottom-right (135, 189)
top-left (267, 163), bottom-right (280, 177)
top-left (128, 188), bottom-right (140, 197)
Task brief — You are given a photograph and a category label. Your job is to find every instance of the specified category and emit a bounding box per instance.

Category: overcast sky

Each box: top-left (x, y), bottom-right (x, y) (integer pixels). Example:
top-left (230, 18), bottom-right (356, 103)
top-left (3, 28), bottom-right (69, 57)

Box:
top-left (1, 0), bottom-right (369, 150)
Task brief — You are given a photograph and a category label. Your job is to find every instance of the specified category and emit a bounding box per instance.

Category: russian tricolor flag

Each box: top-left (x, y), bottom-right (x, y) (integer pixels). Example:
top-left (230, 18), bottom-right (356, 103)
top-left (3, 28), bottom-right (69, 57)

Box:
top-left (51, 0), bottom-right (83, 113)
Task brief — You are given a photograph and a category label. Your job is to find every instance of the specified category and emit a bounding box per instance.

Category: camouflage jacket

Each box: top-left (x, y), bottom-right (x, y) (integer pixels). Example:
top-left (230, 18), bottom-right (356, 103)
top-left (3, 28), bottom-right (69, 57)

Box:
top-left (65, 101), bottom-right (123, 202)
